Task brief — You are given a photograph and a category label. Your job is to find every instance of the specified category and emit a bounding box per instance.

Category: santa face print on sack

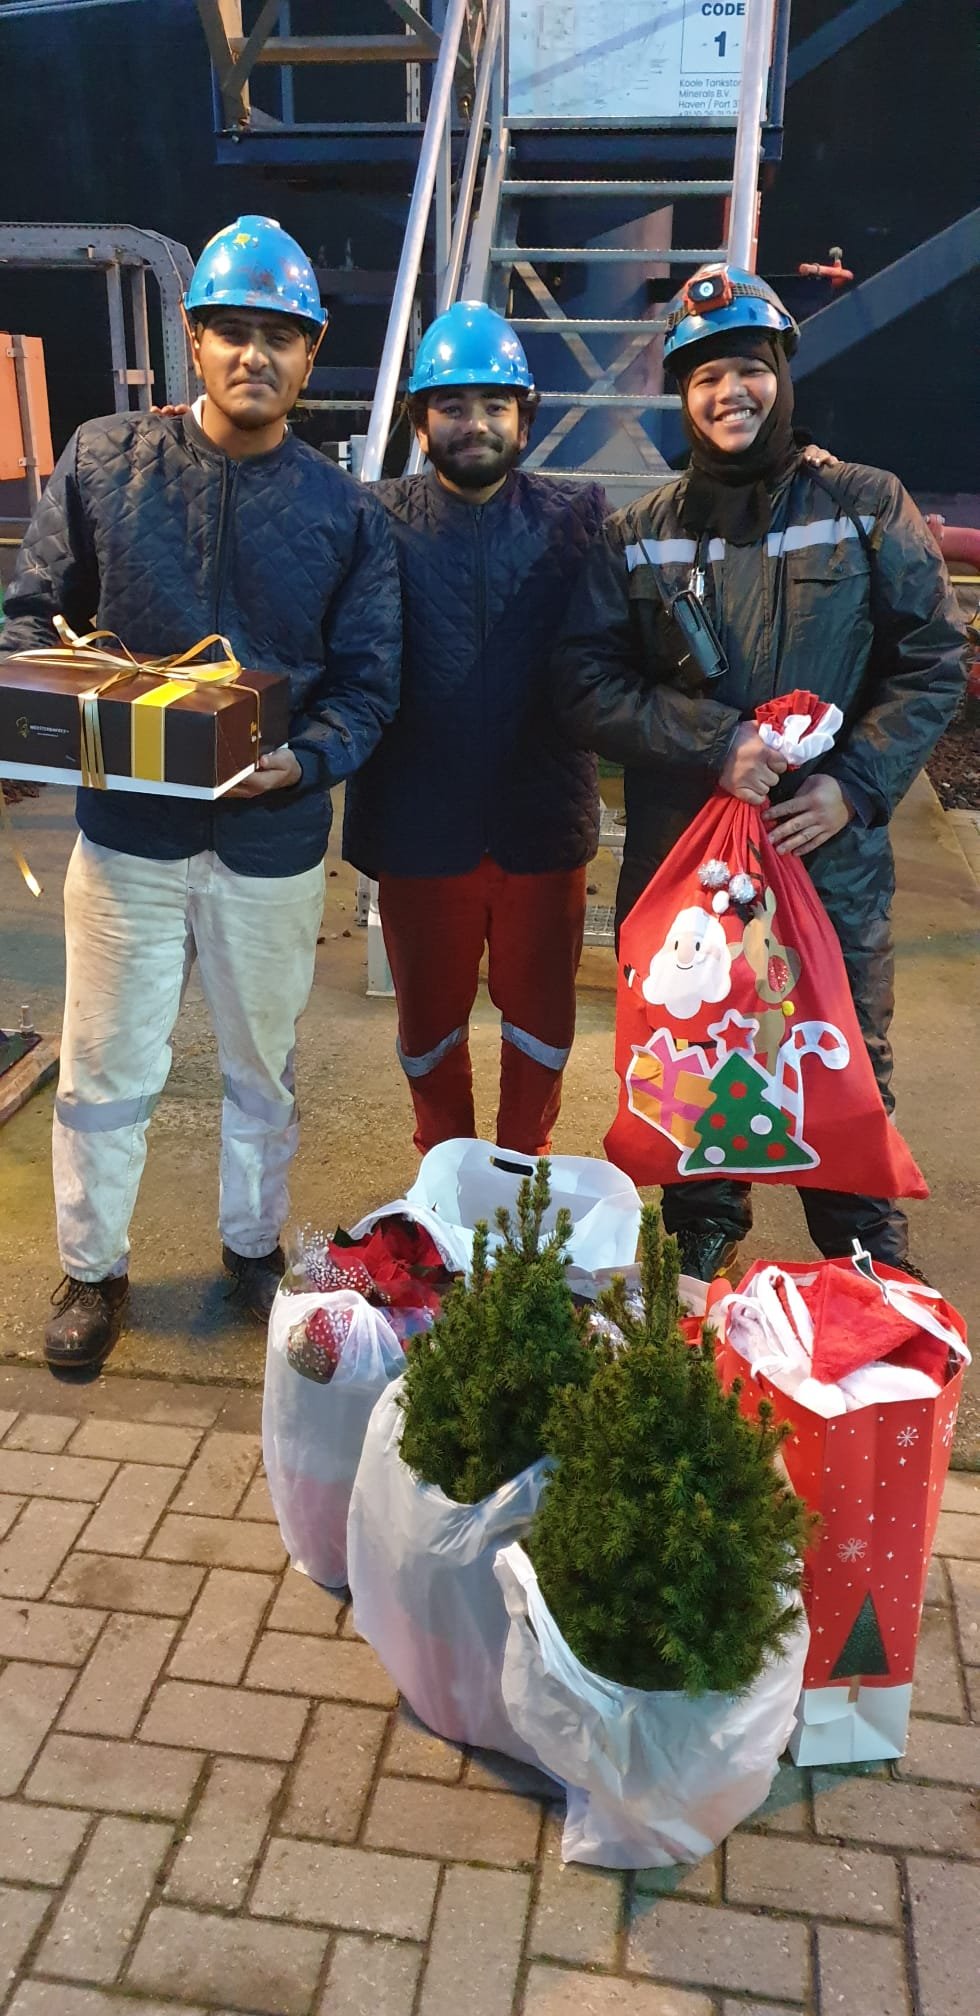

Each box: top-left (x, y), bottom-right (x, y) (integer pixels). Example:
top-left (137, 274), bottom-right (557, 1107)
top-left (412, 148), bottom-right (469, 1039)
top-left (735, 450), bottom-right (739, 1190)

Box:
top-left (630, 906), bottom-right (732, 1021)
top-left (624, 863), bottom-right (850, 1179)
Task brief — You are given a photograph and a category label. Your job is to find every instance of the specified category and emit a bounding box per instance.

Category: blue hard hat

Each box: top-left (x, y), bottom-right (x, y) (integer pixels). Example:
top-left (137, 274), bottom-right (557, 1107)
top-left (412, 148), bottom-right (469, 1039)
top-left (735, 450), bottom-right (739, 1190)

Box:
top-left (408, 301), bottom-right (534, 394)
top-left (663, 264), bottom-right (798, 366)
top-left (184, 216), bottom-right (326, 331)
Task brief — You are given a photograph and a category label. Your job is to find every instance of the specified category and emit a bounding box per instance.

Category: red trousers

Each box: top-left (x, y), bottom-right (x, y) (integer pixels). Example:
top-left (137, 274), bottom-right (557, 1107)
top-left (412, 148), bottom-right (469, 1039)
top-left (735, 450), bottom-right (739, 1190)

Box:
top-left (378, 859), bottom-right (587, 1156)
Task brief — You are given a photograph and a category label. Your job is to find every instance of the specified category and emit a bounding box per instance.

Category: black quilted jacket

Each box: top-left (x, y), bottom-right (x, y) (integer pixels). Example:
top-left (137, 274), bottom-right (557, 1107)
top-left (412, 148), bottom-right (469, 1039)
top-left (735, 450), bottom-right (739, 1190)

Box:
top-left (552, 460), bottom-right (967, 932)
top-left (343, 468), bottom-right (606, 878)
top-left (0, 411), bottom-right (402, 875)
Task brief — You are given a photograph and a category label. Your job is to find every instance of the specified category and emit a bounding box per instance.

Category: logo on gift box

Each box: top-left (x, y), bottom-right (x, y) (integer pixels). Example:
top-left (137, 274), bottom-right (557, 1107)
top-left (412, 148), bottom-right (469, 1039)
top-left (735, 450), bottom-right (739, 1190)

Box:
top-left (12, 718), bottom-right (69, 740)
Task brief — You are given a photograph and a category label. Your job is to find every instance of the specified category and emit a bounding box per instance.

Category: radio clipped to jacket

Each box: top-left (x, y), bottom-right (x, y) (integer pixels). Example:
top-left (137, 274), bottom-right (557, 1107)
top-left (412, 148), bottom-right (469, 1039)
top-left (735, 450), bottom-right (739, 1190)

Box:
top-left (667, 585), bottom-right (729, 683)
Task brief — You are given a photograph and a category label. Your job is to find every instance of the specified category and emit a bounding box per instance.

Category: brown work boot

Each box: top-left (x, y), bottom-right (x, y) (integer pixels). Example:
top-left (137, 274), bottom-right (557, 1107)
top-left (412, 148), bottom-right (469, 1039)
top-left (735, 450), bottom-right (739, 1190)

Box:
top-left (222, 1244), bottom-right (286, 1322)
top-left (45, 1274), bottom-right (130, 1373)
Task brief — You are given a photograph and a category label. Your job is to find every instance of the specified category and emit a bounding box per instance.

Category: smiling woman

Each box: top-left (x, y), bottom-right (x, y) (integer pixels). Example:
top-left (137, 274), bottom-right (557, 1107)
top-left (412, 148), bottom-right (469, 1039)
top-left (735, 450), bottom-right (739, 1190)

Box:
top-left (684, 352), bottom-right (778, 454)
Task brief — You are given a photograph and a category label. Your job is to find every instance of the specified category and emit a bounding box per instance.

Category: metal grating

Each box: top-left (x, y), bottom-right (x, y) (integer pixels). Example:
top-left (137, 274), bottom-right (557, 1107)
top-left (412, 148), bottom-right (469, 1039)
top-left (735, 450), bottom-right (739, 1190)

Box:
top-left (583, 902), bottom-right (616, 948)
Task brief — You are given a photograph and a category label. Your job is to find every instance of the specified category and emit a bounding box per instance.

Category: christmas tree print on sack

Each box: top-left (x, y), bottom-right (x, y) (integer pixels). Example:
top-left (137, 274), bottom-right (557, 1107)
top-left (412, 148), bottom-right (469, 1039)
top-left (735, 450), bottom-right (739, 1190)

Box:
top-left (626, 1001), bottom-right (850, 1179)
top-left (608, 691), bottom-right (928, 1198)
top-left (681, 1016), bottom-right (851, 1178)
top-left (683, 1046), bottom-right (817, 1176)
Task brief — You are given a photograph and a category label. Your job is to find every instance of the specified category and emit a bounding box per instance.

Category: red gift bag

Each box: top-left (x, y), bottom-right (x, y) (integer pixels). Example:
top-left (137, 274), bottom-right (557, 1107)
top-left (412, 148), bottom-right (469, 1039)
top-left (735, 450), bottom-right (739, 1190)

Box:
top-left (605, 695), bottom-right (927, 1198)
top-left (714, 1257), bottom-right (967, 1761)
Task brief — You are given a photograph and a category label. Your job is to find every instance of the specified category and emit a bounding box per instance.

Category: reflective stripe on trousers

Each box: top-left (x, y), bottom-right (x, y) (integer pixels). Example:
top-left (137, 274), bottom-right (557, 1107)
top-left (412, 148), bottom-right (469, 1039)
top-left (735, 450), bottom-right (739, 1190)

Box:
top-left (54, 836), bottom-right (324, 1280)
top-left (396, 1025), bottom-right (468, 1080)
top-left (500, 1020), bottom-right (572, 1073)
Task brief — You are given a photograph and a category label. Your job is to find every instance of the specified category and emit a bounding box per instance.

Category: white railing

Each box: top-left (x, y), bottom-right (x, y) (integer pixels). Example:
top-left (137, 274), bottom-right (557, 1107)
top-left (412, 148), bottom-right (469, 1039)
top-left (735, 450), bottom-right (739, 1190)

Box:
top-left (727, 0), bottom-right (778, 273)
top-left (359, 0), bottom-right (505, 483)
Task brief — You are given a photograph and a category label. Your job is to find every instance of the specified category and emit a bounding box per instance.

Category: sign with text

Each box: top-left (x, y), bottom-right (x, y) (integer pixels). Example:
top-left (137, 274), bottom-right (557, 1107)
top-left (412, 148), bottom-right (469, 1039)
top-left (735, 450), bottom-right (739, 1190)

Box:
top-left (508, 0), bottom-right (748, 122)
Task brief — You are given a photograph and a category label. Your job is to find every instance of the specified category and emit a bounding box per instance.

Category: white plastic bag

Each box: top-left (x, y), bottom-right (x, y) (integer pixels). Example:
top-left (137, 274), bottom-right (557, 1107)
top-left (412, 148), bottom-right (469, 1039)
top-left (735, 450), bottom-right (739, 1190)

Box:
top-left (494, 1543), bottom-right (809, 1868)
top-left (347, 1379), bottom-right (549, 1762)
top-left (263, 1289), bottom-right (405, 1590)
top-left (405, 1138), bottom-right (641, 1272)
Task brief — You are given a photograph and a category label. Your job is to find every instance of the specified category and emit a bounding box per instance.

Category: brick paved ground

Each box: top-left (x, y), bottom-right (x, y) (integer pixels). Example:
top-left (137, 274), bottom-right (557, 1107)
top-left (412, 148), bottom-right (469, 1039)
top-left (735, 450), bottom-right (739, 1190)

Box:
top-left (0, 1362), bottom-right (976, 2016)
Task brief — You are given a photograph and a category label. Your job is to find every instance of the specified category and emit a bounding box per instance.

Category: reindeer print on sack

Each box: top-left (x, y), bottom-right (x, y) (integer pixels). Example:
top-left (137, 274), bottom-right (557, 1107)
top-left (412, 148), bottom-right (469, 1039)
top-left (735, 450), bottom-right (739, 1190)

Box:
top-left (737, 884), bottom-right (803, 1071)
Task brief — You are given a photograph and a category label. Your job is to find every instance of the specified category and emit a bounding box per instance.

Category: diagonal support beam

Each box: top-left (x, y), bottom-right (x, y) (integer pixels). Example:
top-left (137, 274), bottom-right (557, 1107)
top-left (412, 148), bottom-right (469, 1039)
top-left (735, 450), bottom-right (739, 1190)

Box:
top-left (515, 263), bottom-right (665, 474)
top-left (794, 209), bottom-right (980, 377)
top-left (382, 0), bottom-right (441, 50)
top-left (194, 0), bottom-right (279, 124)
top-left (228, 0), bottom-right (285, 92)
top-left (787, 0), bottom-right (910, 86)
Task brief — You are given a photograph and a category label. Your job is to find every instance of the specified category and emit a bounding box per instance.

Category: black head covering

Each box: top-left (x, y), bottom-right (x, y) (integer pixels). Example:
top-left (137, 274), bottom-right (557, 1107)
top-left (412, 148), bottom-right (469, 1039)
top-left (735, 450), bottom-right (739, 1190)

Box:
top-left (673, 329), bottom-right (800, 546)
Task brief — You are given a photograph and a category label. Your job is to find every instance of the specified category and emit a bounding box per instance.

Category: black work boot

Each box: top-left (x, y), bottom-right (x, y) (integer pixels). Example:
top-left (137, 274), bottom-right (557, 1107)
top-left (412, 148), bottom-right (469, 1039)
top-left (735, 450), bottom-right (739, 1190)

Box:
top-left (674, 1223), bottom-right (741, 1285)
top-left (222, 1244), bottom-right (286, 1322)
top-left (45, 1274), bottom-right (130, 1374)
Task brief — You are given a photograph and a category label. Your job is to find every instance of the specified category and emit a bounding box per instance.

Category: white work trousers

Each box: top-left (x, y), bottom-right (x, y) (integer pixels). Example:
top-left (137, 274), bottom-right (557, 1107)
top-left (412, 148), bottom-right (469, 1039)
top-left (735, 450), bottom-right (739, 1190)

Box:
top-left (54, 836), bottom-right (325, 1281)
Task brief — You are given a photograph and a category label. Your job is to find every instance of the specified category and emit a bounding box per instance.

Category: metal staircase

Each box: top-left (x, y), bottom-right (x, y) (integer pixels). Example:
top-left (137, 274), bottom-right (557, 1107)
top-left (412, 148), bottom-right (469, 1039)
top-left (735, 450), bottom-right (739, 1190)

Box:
top-left (362, 0), bottom-right (790, 501)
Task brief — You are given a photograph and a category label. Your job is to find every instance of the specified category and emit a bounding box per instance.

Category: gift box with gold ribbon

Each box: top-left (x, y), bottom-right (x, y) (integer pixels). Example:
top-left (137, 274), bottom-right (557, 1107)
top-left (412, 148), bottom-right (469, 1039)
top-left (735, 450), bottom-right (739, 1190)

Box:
top-left (0, 620), bottom-right (291, 799)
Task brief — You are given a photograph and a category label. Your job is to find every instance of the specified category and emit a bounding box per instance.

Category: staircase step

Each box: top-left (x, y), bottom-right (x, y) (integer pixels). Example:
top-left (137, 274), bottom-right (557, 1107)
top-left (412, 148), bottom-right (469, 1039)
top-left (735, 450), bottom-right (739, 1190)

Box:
top-left (535, 392), bottom-right (680, 409)
top-left (236, 34), bottom-right (439, 64)
top-left (502, 179), bottom-right (733, 198)
top-left (510, 318), bottom-right (667, 333)
top-left (492, 245), bottom-right (727, 264)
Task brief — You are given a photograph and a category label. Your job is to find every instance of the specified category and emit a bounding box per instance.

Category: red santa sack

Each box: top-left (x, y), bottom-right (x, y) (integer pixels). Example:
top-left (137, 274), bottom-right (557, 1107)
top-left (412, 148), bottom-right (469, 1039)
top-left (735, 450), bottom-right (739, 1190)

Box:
top-left (714, 1255), bottom-right (968, 1762)
top-left (605, 693), bottom-right (927, 1198)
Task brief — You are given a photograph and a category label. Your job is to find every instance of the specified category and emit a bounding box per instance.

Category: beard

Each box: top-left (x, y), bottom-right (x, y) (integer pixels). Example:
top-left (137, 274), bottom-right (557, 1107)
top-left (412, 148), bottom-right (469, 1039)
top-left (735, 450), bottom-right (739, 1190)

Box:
top-left (426, 430), bottom-right (521, 490)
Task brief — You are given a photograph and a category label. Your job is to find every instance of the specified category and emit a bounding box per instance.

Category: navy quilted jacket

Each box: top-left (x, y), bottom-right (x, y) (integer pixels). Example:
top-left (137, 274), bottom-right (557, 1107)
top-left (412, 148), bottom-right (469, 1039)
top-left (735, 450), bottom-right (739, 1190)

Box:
top-left (343, 468), bottom-right (605, 878)
top-left (0, 411), bottom-right (401, 875)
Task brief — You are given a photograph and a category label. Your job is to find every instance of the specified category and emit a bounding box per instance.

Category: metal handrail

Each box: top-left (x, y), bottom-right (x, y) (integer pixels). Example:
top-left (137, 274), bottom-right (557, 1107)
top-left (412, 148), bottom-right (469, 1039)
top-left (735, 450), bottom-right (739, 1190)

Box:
top-left (435, 0), bottom-right (503, 315)
top-left (404, 0), bottom-right (505, 475)
top-left (728, 0), bottom-right (778, 272)
top-left (360, 0), bottom-right (486, 482)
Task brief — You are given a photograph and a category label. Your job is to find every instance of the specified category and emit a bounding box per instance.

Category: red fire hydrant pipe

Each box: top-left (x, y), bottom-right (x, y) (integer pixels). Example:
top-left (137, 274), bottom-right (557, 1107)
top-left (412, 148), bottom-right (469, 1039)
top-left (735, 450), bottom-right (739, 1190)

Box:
top-left (924, 520), bottom-right (980, 569)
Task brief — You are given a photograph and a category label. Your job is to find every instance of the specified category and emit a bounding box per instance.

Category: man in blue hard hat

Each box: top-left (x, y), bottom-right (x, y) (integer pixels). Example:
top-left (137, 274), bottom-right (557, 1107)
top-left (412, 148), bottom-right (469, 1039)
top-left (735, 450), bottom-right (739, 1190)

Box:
top-left (552, 262), bottom-right (965, 1282)
top-left (1, 216), bottom-right (401, 1371)
top-left (343, 301), bottom-right (605, 1156)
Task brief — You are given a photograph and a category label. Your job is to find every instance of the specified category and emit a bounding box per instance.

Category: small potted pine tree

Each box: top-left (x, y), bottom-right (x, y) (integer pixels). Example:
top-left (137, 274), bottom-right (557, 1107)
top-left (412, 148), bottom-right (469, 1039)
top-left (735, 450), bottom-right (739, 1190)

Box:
top-left (347, 1160), bottom-right (596, 1759)
top-left (494, 1204), bottom-right (813, 1866)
